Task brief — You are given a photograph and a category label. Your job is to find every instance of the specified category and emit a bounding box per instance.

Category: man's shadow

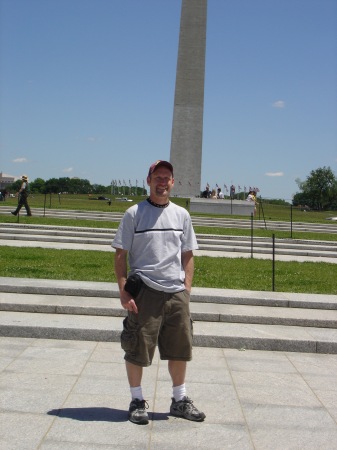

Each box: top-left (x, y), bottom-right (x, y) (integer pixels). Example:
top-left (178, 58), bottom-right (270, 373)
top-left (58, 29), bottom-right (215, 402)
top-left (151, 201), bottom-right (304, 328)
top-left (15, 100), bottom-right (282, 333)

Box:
top-left (47, 407), bottom-right (169, 423)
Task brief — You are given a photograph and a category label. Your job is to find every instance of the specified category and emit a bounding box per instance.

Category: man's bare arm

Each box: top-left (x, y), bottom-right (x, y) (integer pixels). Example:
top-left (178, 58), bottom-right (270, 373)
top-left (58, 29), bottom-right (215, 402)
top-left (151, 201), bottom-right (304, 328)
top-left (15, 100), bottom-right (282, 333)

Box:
top-left (181, 250), bottom-right (194, 293)
top-left (114, 248), bottom-right (138, 314)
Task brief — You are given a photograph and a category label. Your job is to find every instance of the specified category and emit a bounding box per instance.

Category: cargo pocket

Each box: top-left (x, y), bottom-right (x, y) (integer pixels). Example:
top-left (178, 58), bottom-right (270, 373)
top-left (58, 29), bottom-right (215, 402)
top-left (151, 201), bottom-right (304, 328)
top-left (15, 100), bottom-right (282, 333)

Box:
top-left (120, 317), bottom-right (138, 353)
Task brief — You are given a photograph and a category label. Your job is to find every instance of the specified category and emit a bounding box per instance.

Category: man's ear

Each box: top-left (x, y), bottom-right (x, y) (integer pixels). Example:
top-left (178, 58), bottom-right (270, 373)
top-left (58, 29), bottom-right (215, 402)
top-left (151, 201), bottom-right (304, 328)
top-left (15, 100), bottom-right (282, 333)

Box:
top-left (146, 176), bottom-right (151, 186)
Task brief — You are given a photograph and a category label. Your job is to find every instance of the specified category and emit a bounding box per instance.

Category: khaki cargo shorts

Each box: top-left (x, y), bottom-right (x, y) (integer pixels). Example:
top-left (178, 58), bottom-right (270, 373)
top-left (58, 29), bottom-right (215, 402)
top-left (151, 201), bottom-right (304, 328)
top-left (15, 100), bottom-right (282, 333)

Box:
top-left (121, 284), bottom-right (193, 367)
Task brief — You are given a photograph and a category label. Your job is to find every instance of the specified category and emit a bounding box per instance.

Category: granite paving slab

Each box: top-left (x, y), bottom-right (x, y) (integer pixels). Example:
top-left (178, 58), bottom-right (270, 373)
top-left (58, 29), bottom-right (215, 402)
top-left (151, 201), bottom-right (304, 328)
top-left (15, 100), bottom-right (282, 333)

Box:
top-left (1, 338), bottom-right (337, 449)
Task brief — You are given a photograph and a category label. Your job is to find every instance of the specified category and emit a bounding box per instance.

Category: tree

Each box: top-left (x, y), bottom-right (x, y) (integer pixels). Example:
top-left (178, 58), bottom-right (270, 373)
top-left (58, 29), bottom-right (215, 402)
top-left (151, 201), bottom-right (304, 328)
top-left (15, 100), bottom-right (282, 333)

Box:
top-left (30, 178), bottom-right (45, 193)
top-left (263, 198), bottom-right (291, 206)
top-left (68, 178), bottom-right (91, 194)
top-left (7, 176), bottom-right (135, 196)
top-left (57, 177), bottom-right (71, 193)
top-left (294, 166), bottom-right (336, 210)
top-left (44, 178), bottom-right (60, 194)
top-left (8, 179), bottom-right (22, 192)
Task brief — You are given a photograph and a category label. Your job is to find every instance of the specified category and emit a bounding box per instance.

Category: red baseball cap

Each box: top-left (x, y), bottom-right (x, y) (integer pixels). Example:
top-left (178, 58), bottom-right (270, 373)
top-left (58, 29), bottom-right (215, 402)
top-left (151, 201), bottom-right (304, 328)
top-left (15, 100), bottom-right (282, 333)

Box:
top-left (148, 160), bottom-right (174, 177)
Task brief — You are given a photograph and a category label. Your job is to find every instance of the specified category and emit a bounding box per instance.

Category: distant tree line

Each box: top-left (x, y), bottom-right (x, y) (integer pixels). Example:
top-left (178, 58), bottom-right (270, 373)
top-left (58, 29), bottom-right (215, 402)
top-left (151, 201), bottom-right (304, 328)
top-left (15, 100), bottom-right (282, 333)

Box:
top-left (6, 167), bottom-right (337, 210)
top-left (293, 166), bottom-right (337, 210)
top-left (7, 177), bottom-right (146, 196)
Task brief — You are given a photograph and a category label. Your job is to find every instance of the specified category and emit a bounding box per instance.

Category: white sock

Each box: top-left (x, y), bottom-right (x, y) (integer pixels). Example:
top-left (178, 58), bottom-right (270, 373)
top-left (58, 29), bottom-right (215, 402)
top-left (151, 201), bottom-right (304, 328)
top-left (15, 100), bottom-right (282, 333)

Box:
top-left (172, 383), bottom-right (186, 402)
top-left (130, 385), bottom-right (143, 401)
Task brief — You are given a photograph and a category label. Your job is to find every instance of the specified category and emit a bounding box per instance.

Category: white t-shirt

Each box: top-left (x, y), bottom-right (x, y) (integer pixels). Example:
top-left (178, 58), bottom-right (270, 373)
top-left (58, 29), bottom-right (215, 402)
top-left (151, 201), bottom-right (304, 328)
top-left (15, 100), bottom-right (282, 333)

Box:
top-left (112, 199), bottom-right (198, 292)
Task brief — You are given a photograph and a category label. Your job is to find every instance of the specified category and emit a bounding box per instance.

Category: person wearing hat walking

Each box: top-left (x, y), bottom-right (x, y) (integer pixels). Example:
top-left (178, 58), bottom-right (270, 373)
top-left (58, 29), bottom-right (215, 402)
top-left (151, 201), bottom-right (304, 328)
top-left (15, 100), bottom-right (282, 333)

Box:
top-left (11, 175), bottom-right (32, 216)
top-left (112, 160), bottom-right (205, 425)
top-left (246, 190), bottom-right (257, 216)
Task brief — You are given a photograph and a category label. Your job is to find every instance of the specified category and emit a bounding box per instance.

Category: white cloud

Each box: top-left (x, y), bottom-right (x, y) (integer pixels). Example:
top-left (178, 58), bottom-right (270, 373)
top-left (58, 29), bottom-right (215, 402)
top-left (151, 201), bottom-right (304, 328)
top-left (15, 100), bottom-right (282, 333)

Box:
top-left (265, 172), bottom-right (284, 177)
top-left (63, 167), bottom-right (73, 173)
top-left (86, 136), bottom-right (103, 143)
top-left (272, 100), bottom-right (285, 109)
top-left (13, 157), bottom-right (28, 163)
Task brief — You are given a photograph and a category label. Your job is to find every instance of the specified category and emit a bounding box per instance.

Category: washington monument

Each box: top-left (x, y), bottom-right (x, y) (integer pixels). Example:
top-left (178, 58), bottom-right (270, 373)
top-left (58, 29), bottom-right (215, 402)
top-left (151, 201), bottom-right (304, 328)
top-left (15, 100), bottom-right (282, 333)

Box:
top-left (170, 0), bottom-right (207, 197)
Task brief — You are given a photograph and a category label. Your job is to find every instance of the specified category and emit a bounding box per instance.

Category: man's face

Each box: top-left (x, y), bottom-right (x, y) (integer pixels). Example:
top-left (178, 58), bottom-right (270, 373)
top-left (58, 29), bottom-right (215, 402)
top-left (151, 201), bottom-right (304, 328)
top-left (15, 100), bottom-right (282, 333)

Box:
top-left (147, 167), bottom-right (174, 199)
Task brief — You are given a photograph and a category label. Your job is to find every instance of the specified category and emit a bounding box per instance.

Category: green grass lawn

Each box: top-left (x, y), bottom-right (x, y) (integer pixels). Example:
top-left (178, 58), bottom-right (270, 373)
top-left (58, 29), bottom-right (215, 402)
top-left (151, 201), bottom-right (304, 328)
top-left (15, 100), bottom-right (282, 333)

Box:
top-left (1, 246), bottom-right (336, 295)
top-left (1, 195), bottom-right (336, 294)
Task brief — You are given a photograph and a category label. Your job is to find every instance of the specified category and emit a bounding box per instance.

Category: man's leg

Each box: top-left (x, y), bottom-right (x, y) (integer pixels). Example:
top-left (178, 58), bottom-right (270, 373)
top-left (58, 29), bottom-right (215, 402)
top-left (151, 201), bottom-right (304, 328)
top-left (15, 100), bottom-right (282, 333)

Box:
top-left (168, 360), bottom-right (186, 387)
top-left (12, 198), bottom-right (23, 215)
top-left (23, 198), bottom-right (32, 215)
top-left (126, 361), bottom-right (143, 387)
top-left (169, 359), bottom-right (205, 422)
top-left (125, 361), bottom-right (148, 425)
top-left (169, 360), bottom-right (187, 400)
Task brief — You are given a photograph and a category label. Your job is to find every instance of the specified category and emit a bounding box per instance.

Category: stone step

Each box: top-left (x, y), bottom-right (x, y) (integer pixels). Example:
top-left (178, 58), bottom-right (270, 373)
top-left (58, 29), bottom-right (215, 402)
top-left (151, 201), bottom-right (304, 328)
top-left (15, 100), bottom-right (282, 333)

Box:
top-left (1, 292), bottom-right (337, 328)
top-left (1, 277), bottom-right (337, 310)
top-left (1, 223), bottom-right (336, 258)
top-left (0, 278), bottom-right (336, 353)
top-left (2, 222), bottom-right (336, 244)
top-left (2, 222), bottom-right (337, 248)
top-left (2, 205), bottom-right (337, 233)
top-left (0, 310), bottom-right (336, 354)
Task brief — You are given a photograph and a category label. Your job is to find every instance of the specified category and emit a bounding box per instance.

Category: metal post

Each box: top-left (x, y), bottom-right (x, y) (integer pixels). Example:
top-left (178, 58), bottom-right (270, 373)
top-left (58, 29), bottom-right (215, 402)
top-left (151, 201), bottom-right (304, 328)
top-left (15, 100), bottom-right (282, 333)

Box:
top-left (272, 234), bottom-right (275, 291)
top-left (250, 212), bottom-right (254, 258)
top-left (259, 196), bottom-right (267, 230)
top-left (258, 201), bottom-right (260, 220)
top-left (44, 193), bottom-right (47, 217)
top-left (290, 205), bottom-right (293, 239)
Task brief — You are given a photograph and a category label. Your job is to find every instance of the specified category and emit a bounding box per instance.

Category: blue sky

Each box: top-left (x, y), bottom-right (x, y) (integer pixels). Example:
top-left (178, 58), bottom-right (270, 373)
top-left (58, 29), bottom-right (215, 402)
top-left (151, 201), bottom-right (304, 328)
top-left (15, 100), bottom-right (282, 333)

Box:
top-left (1, 0), bottom-right (336, 201)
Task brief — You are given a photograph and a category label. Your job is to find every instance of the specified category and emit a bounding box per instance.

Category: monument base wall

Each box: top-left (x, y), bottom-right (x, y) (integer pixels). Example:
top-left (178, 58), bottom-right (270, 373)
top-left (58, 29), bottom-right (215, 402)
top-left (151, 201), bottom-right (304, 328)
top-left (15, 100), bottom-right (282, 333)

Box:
top-left (189, 199), bottom-right (254, 216)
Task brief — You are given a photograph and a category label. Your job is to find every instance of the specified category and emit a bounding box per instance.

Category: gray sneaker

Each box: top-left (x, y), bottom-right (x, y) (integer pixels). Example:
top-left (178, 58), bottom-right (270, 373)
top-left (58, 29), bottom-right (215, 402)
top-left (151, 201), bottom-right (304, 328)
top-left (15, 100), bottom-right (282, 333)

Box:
top-left (128, 398), bottom-right (149, 425)
top-left (170, 396), bottom-right (205, 422)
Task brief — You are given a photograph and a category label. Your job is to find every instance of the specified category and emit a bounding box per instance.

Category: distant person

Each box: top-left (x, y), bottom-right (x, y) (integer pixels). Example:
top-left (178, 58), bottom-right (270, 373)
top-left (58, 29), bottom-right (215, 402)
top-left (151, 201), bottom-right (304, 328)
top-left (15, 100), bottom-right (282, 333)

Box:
top-left (201, 186), bottom-right (210, 198)
top-left (246, 190), bottom-right (257, 215)
top-left (217, 188), bottom-right (224, 199)
top-left (11, 175), bottom-right (32, 216)
top-left (211, 189), bottom-right (217, 199)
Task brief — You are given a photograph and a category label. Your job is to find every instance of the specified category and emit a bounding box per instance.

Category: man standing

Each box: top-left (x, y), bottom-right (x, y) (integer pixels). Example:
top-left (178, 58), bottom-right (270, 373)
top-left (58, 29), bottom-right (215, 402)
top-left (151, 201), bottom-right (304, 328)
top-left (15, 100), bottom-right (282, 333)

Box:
top-left (112, 160), bottom-right (205, 425)
top-left (11, 175), bottom-right (32, 216)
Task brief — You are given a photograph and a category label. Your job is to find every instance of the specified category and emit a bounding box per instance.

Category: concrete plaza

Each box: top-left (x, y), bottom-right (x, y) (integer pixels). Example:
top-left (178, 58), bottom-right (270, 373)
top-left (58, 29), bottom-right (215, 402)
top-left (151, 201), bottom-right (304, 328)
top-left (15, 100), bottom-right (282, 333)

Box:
top-left (1, 337), bottom-right (337, 449)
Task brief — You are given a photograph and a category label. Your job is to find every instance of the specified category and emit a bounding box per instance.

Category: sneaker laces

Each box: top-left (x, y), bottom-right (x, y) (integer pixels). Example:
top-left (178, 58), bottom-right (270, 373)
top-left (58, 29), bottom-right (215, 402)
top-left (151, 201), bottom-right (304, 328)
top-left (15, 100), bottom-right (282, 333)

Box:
top-left (183, 397), bottom-right (195, 408)
top-left (177, 397), bottom-right (199, 414)
top-left (131, 399), bottom-right (149, 411)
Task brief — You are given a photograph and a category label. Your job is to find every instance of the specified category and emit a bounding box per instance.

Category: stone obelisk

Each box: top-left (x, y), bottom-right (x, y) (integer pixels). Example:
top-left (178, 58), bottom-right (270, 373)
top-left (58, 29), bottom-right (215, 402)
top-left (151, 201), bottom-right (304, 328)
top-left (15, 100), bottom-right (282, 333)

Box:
top-left (170, 0), bottom-right (207, 197)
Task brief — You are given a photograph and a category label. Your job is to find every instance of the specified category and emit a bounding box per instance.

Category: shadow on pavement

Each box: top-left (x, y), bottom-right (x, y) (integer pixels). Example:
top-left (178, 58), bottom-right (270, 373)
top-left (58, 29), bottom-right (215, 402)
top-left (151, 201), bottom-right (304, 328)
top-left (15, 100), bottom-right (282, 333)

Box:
top-left (47, 407), bottom-right (169, 422)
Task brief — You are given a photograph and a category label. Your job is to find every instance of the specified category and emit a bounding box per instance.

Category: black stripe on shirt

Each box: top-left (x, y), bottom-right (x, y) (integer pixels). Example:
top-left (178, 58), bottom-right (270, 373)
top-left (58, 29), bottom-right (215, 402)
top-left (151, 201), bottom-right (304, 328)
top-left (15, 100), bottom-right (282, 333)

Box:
top-left (135, 228), bottom-right (183, 234)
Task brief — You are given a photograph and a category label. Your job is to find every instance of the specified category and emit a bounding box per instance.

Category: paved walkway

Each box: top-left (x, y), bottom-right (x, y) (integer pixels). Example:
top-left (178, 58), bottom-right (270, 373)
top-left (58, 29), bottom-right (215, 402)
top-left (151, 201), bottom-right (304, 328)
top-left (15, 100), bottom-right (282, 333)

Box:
top-left (1, 337), bottom-right (337, 449)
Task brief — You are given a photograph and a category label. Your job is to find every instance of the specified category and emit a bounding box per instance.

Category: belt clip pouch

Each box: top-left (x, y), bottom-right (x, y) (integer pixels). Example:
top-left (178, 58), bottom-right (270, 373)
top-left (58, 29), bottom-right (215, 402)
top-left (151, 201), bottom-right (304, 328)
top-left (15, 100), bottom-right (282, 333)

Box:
top-left (124, 274), bottom-right (144, 298)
